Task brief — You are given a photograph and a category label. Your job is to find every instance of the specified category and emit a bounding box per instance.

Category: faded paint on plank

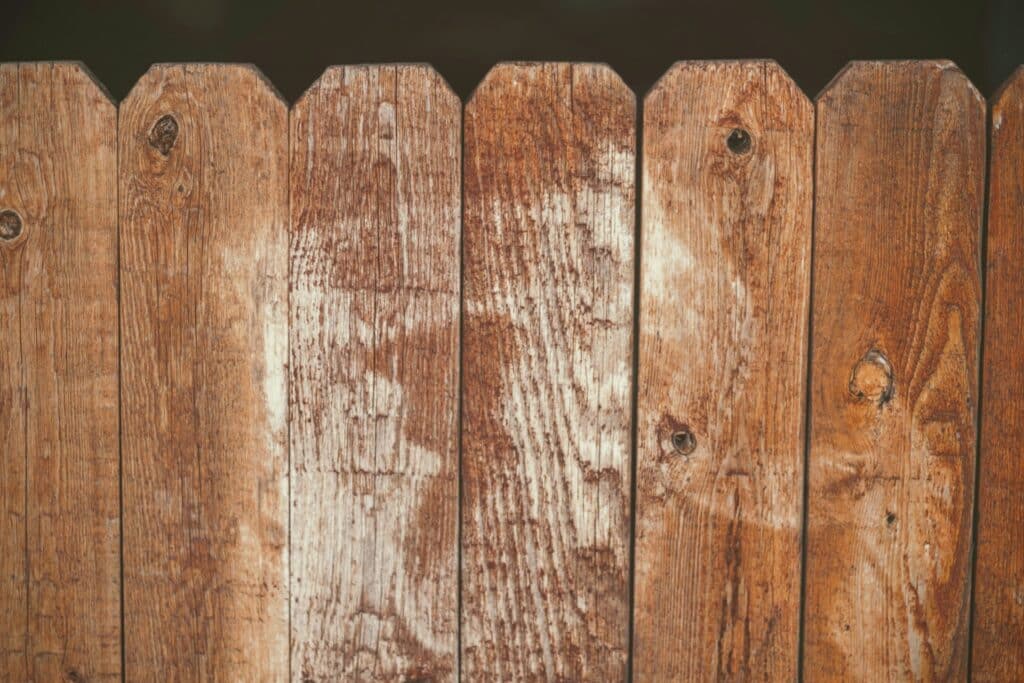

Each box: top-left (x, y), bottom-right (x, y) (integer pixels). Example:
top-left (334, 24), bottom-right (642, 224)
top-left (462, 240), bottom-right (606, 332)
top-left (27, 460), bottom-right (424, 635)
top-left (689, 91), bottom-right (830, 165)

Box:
top-left (0, 62), bottom-right (120, 682)
top-left (462, 62), bottom-right (636, 681)
top-left (804, 61), bottom-right (983, 681)
top-left (971, 66), bottom-right (1024, 682)
top-left (633, 60), bottom-right (812, 682)
top-left (289, 64), bottom-right (461, 681)
top-left (119, 64), bottom-right (289, 680)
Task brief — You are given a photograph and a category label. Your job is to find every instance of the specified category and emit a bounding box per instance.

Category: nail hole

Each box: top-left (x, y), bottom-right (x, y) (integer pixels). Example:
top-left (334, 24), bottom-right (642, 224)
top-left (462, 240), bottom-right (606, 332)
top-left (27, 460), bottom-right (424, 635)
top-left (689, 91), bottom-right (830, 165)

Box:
top-left (726, 128), bottom-right (752, 154)
top-left (886, 512), bottom-right (896, 526)
top-left (149, 114), bottom-right (179, 156)
top-left (0, 210), bottom-right (23, 241)
top-left (671, 429), bottom-right (696, 455)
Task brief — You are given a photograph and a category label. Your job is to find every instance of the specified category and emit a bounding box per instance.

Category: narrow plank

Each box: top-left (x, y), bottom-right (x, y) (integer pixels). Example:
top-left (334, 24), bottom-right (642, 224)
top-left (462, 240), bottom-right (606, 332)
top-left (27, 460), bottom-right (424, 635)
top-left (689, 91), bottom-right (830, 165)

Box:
top-left (0, 62), bottom-right (120, 682)
top-left (804, 61), bottom-right (984, 681)
top-left (119, 64), bottom-right (289, 680)
top-left (972, 66), bottom-right (1024, 682)
top-left (289, 64), bottom-right (461, 681)
top-left (632, 60), bottom-right (812, 681)
top-left (462, 62), bottom-right (636, 680)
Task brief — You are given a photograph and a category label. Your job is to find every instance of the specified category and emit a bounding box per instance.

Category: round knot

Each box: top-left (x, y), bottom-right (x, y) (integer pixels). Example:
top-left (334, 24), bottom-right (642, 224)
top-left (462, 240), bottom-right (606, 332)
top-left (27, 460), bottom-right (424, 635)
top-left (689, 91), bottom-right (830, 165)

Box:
top-left (849, 349), bottom-right (894, 406)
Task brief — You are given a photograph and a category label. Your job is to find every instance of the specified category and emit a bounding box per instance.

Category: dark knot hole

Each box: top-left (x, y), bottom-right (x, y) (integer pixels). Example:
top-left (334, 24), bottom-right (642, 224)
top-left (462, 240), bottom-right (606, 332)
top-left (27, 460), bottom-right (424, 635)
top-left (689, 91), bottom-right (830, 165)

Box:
top-left (671, 429), bottom-right (696, 455)
top-left (726, 128), bottom-right (752, 155)
top-left (0, 210), bottom-right (23, 241)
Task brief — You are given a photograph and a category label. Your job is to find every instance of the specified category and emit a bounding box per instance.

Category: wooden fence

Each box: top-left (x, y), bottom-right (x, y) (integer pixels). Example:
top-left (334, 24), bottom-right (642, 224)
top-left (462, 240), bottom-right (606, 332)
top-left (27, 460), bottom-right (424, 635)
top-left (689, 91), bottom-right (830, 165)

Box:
top-left (0, 58), bottom-right (1020, 682)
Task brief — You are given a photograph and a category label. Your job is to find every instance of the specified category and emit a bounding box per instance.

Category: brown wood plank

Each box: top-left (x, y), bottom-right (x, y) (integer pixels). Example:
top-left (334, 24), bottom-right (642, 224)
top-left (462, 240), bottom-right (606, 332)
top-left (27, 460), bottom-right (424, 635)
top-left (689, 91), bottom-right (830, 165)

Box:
top-left (461, 62), bottom-right (636, 681)
top-left (804, 61), bottom-right (984, 681)
top-left (119, 64), bottom-right (289, 680)
top-left (0, 62), bottom-right (120, 682)
top-left (972, 66), bottom-right (1024, 682)
top-left (289, 64), bottom-right (461, 681)
top-left (632, 60), bottom-right (812, 682)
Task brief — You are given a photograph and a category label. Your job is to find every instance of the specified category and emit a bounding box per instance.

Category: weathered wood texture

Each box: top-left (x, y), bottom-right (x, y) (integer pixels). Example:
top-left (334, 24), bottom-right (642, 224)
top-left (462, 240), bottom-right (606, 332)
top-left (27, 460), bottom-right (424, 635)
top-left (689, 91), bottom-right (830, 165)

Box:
top-left (0, 62), bottom-right (120, 682)
top-left (972, 66), bottom-right (1024, 682)
top-left (804, 61), bottom-right (984, 681)
top-left (461, 63), bottom-right (635, 680)
top-left (633, 60), bottom-right (812, 682)
top-left (119, 64), bottom-right (289, 680)
top-left (289, 65), bottom-right (461, 681)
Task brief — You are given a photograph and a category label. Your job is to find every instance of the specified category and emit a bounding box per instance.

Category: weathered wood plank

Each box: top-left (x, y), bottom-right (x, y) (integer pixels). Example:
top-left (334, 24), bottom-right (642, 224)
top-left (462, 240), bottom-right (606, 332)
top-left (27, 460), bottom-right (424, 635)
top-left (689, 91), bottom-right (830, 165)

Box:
top-left (0, 62), bottom-right (120, 682)
top-left (804, 61), bottom-right (984, 681)
top-left (119, 64), bottom-right (289, 680)
top-left (289, 64), bottom-right (461, 681)
top-left (632, 60), bottom-right (812, 682)
top-left (461, 62), bottom-right (635, 681)
top-left (972, 66), bottom-right (1024, 682)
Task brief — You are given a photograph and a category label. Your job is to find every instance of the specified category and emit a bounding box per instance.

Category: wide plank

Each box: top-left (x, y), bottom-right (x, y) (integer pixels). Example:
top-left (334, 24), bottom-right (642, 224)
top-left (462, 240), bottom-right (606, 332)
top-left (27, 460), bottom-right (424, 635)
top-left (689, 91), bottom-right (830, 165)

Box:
top-left (632, 60), bottom-right (812, 682)
top-left (0, 62), bottom-right (120, 682)
top-left (289, 64), bottom-right (461, 681)
top-left (804, 61), bottom-right (984, 681)
top-left (971, 66), bottom-right (1024, 682)
top-left (119, 64), bottom-right (289, 680)
top-left (461, 62), bottom-right (635, 681)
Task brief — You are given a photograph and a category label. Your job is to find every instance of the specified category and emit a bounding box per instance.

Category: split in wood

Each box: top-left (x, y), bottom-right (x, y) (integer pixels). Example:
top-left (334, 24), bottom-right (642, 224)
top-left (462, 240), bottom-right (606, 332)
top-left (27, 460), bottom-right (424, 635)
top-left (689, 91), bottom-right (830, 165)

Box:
top-left (849, 348), bottom-right (894, 406)
top-left (0, 209), bottom-right (23, 241)
top-left (149, 114), bottom-right (179, 156)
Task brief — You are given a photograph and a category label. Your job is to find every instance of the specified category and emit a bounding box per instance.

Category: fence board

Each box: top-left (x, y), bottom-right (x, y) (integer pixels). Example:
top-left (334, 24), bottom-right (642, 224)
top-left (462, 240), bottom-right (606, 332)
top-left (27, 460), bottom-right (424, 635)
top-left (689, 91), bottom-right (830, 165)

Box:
top-left (972, 66), bottom-right (1024, 681)
top-left (804, 61), bottom-right (984, 681)
top-left (0, 62), bottom-right (120, 682)
top-left (119, 64), bottom-right (289, 680)
top-left (633, 60), bottom-right (812, 681)
top-left (289, 64), bottom-right (461, 681)
top-left (461, 63), bottom-right (635, 680)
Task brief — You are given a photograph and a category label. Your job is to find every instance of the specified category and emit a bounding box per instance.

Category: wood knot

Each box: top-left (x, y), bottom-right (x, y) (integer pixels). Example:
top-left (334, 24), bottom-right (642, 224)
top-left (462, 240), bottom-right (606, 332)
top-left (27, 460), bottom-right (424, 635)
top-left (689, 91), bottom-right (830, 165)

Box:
top-left (148, 114), bottom-right (179, 156)
top-left (658, 414), bottom-right (698, 458)
top-left (726, 128), bottom-right (752, 154)
top-left (849, 349), bottom-right (894, 406)
top-left (0, 209), bottom-right (23, 241)
top-left (671, 429), bottom-right (696, 455)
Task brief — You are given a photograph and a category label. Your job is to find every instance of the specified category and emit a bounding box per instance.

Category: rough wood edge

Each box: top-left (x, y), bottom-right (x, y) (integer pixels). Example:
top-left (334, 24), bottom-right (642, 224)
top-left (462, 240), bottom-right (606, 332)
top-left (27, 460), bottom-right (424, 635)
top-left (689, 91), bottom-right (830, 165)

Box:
top-left (465, 61), bottom-right (635, 109)
top-left (120, 63), bottom-right (288, 110)
top-left (815, 59), bottom-right (984, 107)
top-left (643, 58), bottom-right (811, 106)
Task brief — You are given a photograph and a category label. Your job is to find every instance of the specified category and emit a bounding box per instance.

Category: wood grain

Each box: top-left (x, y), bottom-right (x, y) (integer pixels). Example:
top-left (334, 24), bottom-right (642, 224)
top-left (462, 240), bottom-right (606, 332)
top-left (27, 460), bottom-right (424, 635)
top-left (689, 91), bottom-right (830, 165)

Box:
top-left (0, 62), bottom-right (120, 682)
top-left (289, 64), bottom-right (461, 681)
top-left (804, 61), bottom-right (984, 681)
top-left (461, 62), bottom-right (635, 681)
top-left (119, 64), bottom-right (289, 680)
top-left (632, 60), bottom-right (812, 682)
top-left (971, 66), bottom-right (1024, 682)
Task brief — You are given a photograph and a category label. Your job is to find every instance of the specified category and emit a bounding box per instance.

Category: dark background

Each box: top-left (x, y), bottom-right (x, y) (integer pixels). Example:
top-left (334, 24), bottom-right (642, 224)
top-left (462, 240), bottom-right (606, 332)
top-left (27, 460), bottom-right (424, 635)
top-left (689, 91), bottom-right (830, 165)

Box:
top-left (1, 0), bottom-right (1021, 102)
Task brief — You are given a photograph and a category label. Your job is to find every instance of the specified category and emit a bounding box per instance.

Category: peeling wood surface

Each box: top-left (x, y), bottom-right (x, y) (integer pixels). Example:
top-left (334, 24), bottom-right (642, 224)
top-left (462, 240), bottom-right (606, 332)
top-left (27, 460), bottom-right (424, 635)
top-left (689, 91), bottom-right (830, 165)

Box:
top-left (119, 64), bottom-right (289, 680)
top-left (461, 63), bottom-right (635, 681)
top-left (0, 62), bottom-right (120, 682)
top-left (633, 60), bottom-right (812, 682)
top-left (804, 61), bottom-right (984, 681)
top-left (972, 67), bottom-right (1024, 682)
top-left (289, 64), bottom-right (461, 681)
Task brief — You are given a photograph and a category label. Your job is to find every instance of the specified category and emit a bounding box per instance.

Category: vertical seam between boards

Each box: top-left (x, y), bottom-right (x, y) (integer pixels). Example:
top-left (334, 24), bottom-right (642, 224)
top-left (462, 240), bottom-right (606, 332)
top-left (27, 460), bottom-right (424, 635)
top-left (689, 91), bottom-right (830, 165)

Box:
top-left (625, 83), bottom-right (642, 683)
top-left (796, 89), bottom-right (819, 683)
top-left (965, 91), bottom-right (993, 683)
